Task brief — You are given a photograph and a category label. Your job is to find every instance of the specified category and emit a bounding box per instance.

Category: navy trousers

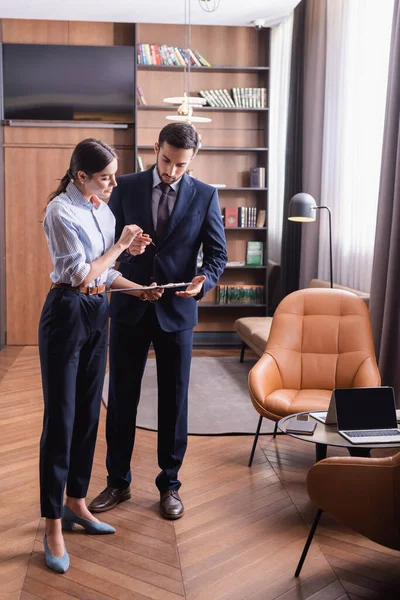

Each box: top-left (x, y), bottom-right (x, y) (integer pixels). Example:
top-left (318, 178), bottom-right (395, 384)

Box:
top-left (38, 288), bottom-right (108, 519)
top-left (106, 305), bottom-right (193, 492)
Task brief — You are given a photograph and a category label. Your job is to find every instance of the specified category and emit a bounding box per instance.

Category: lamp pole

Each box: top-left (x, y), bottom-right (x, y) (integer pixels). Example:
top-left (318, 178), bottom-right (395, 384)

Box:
top-left (313, 206), bottom-right (333, 289)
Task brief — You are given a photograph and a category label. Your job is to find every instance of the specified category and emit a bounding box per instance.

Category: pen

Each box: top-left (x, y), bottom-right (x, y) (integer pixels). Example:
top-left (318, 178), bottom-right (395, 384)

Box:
top-left (142, 233), bottom-right (155, 246)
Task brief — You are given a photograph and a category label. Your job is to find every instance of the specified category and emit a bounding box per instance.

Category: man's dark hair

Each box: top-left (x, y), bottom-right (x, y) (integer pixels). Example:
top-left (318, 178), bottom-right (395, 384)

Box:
top-left (158, 122), bottom-right (200, 153)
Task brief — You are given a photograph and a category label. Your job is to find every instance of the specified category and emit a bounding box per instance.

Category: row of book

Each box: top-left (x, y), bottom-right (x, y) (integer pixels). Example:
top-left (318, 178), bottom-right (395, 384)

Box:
top-left (223, 207), bottom-right (266, 228)
top-left (199, 88), bottom-right (267, 108)
top-left (137, 44), bottom-right (211, 67)
top-left (216, 285), bottom-right (264, 304)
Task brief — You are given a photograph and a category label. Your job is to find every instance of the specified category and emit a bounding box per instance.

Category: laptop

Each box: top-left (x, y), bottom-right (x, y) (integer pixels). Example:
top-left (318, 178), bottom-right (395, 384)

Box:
top-left (334, 387), bottom-right (400, 444)
top-left (310, 395), bottom-right (337, 425)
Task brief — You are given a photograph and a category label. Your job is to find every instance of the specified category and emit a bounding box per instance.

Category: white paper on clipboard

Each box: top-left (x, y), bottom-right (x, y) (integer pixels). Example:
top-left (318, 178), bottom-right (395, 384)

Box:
top-left (108, 282), bottom-right (192, 293)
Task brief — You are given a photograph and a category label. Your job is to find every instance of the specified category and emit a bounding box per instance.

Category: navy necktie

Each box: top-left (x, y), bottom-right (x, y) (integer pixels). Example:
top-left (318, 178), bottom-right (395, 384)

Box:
top-left (156, 182), bottom-right (171, 241)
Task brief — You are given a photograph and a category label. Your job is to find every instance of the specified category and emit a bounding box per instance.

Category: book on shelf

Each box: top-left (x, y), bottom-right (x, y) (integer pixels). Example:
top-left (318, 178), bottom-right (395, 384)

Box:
top-left (137, 86), bottom-right (147, 105)
top-left (224, 207), bottom-right (238, 227)
top-left (256, 209), bottom-right (266, 228)
top-left (231, 87), bottom-right (267, 108)
top-left (210, 184), bottom-right (227, 188)
top-left (137, 44), bottom-right (211, 67)
top-left (221, 207), bottom-right (260, 228)
top-left (238, 206), bottom-right (257, 227)
top-left (197, 89), bottom-right (236, 108)
top-left (250, 167), bottom-right (266, 188)
top-left (246, 241), bottom-right (264, 266)
top-left (137, 156), bottom-right (145, 172)
top-left (216, 285), bottom-right (264, 304)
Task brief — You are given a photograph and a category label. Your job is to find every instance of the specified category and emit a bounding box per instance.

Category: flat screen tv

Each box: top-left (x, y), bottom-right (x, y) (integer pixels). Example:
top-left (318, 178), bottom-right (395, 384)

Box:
top-left (2, 43), bottom-right (135, 121)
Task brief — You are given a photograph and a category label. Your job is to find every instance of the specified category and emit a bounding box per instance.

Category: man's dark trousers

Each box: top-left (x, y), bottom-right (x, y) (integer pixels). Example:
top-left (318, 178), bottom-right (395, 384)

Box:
top-left (106, 304), bottom-right (193, 492)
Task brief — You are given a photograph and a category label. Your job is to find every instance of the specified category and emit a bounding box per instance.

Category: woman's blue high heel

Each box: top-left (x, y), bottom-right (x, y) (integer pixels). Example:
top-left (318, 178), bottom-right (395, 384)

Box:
top-left (61, 505), bottom-right (116, 534)
top-left (43, 535), bottom-right (70, 573)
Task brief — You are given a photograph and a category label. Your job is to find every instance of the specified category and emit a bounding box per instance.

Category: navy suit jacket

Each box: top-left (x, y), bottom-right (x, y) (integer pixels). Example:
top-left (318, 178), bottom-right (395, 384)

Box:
top-left (109, 168), bottom-right (227, 332)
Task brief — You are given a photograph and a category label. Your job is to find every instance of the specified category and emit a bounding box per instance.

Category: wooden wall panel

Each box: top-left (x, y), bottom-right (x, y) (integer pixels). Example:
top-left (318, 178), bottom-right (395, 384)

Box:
top-left (1, 19), bottom-right (135, 46)
top-left (2, 19), bottom-right (69, 44)
top-left (4, 126), bottom-right (134, 148)
top-left (5, 147), bottom-right (69, 345)
top-left (5, 144), bottom-right (133, 345)
top-left (68, 22), bottom-right (135, 46)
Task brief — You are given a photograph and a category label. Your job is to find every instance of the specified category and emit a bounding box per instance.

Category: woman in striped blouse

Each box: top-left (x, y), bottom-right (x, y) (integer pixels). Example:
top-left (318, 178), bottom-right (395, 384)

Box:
top-left (39, 138), bottom-right (162, 573)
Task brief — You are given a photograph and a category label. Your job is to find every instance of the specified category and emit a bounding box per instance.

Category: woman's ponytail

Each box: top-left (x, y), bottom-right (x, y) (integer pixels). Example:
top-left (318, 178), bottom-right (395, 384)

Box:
top-left (47, 169), bottom-right (72, 204)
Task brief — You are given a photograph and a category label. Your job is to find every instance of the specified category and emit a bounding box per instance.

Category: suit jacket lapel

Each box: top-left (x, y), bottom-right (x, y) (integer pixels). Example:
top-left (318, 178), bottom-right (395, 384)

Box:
top-left (158, 173), bottom-right (195, 248)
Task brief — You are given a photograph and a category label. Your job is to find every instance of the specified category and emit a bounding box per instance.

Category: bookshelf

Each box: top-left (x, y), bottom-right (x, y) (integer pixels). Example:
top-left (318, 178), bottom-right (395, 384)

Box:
top-left (135, 23), bottom-right (270, 345)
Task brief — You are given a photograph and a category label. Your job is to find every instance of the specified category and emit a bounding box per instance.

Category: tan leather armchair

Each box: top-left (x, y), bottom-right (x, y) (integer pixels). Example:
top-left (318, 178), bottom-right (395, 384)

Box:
top-left (295, 452), bottom-right (400, 576)
top-left (248, 288), bottom-right (380, 465)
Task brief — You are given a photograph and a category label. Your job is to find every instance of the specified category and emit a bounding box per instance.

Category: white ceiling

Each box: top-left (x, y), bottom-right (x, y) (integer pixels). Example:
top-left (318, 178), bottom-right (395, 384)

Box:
top-left (0, 0), bottom-right (301, 28)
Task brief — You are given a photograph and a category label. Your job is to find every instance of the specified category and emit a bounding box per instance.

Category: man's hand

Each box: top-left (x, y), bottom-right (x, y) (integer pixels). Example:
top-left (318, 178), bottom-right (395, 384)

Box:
top-left (139, 282), bottom-right (164, 302)
top-left (175, 275), bottom-right (206, 298)
top-left (128, 233), bottom-right (153, 256)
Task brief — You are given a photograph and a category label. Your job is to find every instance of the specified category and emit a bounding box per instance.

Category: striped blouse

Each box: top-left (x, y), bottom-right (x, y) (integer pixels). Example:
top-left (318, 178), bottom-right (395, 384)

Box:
top-left (43, 181), bottom-right (121, 289)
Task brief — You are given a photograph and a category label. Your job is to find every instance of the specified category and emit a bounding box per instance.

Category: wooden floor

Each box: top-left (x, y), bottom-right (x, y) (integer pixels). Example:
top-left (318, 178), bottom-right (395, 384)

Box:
top-left (1, 346), bottom-right (400, 600)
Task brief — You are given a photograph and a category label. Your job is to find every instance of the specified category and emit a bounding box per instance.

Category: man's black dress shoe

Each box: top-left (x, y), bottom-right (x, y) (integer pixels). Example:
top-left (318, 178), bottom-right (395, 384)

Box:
top-left (159, 490), bottom-right (184, 520)
top-left (88, 486), bottom-right (131, 513)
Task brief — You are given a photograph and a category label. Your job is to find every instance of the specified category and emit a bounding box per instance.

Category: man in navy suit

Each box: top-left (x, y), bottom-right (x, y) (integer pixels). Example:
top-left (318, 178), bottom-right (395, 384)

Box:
top-left (89, 123), bottom-right (227, 519)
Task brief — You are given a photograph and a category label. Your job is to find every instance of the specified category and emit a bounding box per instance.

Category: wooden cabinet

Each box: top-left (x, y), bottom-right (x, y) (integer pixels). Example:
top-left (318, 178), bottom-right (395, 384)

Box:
top-left (135, 23), bottom-right (270, 343)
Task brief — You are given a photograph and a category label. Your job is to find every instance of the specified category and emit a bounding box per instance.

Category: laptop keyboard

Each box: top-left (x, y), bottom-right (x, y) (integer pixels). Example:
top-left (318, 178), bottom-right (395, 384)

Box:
top-left (344, 429), bottom-right (400, 437)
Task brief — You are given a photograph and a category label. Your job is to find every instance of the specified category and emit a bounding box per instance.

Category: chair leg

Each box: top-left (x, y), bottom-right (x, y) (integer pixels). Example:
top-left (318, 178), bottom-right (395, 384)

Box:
top-left (295, 508), bottom-right (323, 577)
top-left (240, 342), bottom-right (246, 363)
top-left (248, 415), bottom-right (263, 467)
top-left (272, 422), bottom-right (278, 438)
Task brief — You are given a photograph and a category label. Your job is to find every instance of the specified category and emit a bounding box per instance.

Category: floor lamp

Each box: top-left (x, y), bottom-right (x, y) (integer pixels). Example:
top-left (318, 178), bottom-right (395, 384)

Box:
top-left (288, 193), bottom-right (333, 288)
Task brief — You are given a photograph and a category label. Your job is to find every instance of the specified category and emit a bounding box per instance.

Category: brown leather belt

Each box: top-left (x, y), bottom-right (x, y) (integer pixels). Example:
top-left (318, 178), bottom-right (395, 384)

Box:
top-left (51, 283), bottom-right (106, 295)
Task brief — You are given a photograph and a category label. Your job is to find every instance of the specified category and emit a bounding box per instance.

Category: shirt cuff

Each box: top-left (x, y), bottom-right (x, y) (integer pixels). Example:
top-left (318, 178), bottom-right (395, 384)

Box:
top-left (106, 269), bottom-right (122, 290)
top-left (71, 263), bottom-right (91, 288)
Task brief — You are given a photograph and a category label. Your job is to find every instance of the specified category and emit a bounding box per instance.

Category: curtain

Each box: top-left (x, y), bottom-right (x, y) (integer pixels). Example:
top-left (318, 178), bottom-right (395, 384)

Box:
top-left (268, 13), bottom-right (293, 265)
top-left (369, 0), bottom-right (400, 401)
top-left (316, 0), bottom-right (393, 292)
top-left (280, 0), bottom-right (307, 297)
top-left (298, 0), bottom-right (327, 289)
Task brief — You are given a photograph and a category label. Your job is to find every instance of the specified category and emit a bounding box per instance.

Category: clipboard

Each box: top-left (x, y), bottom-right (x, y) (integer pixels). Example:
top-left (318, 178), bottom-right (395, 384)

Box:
top-left (108, 282), bottom-right (192, 293)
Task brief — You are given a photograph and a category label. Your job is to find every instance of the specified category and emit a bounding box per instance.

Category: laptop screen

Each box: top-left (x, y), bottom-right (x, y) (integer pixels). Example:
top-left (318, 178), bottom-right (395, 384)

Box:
top-left (335, 387), bottom-right (397, 430)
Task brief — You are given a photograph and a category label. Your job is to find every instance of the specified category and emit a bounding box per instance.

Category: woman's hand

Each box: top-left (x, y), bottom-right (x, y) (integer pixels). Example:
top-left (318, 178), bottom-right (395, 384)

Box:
top-left (117, 225), bottom-right (143, 250)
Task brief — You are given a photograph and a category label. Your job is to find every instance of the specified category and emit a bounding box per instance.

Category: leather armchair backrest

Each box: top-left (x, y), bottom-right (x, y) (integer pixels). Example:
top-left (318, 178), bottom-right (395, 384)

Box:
top-left (307, 451), bottom-right (400, 550)
top-left (265, 288), bottom-right (380, 390)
